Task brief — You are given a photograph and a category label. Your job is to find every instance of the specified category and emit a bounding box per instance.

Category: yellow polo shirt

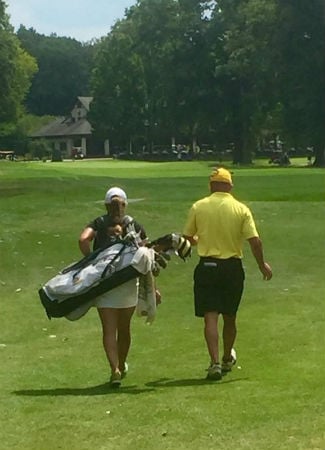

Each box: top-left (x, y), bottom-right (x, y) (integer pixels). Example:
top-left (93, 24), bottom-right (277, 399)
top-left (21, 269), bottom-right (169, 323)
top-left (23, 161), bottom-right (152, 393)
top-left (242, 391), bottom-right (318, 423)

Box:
top-left (183, 192), bottom-right (259, 259)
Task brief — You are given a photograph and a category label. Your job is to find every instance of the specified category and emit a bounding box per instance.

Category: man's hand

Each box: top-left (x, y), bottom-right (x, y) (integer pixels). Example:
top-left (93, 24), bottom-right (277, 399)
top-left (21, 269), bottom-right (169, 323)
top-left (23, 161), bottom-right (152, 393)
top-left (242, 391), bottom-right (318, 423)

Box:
top-left (259, 262), bottom-right (272, 280)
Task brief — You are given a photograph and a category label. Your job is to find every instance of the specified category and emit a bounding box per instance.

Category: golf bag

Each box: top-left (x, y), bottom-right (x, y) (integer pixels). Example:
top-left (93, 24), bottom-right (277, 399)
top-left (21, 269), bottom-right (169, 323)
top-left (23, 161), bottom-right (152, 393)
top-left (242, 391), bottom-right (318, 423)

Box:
top-left (38, 233), bottom-right (191, 321)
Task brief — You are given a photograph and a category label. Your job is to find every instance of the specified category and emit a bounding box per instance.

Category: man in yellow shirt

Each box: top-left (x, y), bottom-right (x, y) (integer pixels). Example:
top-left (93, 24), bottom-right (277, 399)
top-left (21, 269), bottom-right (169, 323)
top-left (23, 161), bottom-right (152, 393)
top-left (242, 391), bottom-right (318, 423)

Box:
top-left (183, 168), bottom-right (272, 380)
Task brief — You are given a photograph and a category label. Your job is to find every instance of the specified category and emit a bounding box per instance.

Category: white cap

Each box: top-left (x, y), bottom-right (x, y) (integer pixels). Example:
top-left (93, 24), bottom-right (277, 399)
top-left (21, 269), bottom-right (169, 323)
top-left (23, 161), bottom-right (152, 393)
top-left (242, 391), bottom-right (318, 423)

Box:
top-left (104, 187), bottom-right (128, 204)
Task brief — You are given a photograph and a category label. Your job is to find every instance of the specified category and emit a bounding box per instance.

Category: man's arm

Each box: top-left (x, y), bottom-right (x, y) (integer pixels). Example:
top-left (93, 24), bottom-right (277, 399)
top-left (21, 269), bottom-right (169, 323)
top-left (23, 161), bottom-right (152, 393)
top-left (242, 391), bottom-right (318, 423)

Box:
top-left (248, 236), bottom-right (272, 280)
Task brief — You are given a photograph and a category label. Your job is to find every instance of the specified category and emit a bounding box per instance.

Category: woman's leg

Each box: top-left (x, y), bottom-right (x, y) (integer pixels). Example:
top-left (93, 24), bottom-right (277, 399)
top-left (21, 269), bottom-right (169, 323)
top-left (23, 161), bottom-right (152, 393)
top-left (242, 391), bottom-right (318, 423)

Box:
top-left (117, 306), bottom-right (136, 373)
top-left (97, 307), bottom-right (120, 374)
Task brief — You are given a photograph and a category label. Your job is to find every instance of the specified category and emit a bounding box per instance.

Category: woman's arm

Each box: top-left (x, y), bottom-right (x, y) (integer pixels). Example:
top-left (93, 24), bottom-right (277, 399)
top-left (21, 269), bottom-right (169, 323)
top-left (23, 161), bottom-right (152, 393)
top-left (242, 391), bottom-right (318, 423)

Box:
top-left (79, 227), bottom-right (96, 256)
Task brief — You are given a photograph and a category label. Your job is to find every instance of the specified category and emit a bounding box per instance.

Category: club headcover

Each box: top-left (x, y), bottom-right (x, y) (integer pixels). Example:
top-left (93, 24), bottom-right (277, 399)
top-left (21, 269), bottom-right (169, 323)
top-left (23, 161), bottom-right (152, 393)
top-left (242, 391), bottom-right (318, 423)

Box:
top-left (174, 235), bottom-right (192, 261)
top-left (148, 233), bottom-right (191, 261)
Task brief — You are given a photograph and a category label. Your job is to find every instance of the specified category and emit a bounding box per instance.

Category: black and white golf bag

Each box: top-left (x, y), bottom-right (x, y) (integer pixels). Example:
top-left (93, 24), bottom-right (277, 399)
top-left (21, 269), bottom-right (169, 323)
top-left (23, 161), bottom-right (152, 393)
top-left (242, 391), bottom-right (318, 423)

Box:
top-left (38, 233), bottom-right (191, 321)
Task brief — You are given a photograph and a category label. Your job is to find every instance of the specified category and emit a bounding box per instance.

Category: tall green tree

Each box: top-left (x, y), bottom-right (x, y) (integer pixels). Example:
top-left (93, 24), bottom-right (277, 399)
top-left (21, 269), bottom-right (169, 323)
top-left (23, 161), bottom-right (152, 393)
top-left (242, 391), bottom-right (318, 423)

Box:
top-left (212, 0), bottom-right (279, 163)
top-left (0, 1), bottom-right (37, 139)
top-left (214, 0), bottom-right (324, 165)
top-left (161, 0), bottom-right (218, 147)
top-left (124, 0), bottom-right (181, 146)
top-left (132, 0), bottom-right (219, 147)
top-left (17, 26), bottom-right (95, 115)
top-left (91, 0), bottom-right (218, 149)
top-left (272, 0), bottom-right (325, 166)
top-left (89, 23), bottom-right (146, 149)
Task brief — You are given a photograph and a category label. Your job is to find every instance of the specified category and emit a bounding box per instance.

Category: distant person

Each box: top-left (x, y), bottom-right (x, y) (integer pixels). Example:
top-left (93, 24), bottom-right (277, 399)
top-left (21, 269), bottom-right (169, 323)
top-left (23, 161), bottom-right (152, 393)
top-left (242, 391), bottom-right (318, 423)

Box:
top-left (79, 187), bottom-right (147, 387)
top-left (306, 147), bottom-right (314, 165)
top-left (182, 168), bottom-right (272, 380)
top-left (280, 151), bottom-right (290, 166)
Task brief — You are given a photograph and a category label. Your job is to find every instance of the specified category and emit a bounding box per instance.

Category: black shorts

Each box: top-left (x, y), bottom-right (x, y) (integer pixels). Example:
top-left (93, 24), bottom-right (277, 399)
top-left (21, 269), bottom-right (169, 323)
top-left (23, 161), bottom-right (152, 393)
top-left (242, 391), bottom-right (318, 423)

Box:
top-left (193, 257), bottom-right (245, 317)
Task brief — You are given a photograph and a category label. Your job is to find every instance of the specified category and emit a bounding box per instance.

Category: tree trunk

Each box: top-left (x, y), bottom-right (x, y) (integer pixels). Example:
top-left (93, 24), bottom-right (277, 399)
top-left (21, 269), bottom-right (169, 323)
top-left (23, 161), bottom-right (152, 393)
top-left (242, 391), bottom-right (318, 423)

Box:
top-left (232, 119), bottom-right (252, 165)
top-left (231, 80), bottom-right (252, 165)
top-left (313, 145), bottom-right (325, 167)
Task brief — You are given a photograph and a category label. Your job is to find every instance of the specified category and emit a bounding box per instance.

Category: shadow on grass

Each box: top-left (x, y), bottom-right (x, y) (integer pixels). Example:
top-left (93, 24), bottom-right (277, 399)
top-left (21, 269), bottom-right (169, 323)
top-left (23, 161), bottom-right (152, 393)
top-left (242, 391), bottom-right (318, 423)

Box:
top-left (146, 376), bottom-right (249, 388)
top-left (13, 383), bottom-right (155, 397)
top-left (13, 375), bottom-right (248, 396)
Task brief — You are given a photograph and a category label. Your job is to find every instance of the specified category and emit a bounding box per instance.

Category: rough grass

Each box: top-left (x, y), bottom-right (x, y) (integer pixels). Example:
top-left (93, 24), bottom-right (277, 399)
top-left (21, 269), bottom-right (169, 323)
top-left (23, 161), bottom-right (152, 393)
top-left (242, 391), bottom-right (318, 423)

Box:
top-left (0, 159), bottom-right (324, 450)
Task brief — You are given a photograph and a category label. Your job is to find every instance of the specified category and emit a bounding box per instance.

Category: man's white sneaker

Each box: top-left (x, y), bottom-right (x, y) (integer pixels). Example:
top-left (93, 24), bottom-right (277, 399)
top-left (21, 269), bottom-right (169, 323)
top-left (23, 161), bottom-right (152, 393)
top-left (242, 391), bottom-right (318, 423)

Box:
top-left (222, 348), bottom-right (237, 373)
top-left (121, 362), bottom-right (128, 379)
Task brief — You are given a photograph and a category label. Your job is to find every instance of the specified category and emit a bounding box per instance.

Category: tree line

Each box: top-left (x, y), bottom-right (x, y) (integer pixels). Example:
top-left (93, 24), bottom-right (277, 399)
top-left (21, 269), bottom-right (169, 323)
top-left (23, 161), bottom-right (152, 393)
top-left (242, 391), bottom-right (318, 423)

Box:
top-left (0, 0), bottom-right (324, 165)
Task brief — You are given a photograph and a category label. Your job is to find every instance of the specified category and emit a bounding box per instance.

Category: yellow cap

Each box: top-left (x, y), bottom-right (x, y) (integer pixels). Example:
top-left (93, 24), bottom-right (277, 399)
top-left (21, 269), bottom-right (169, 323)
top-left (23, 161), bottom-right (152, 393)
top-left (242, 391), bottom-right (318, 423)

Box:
top-left (209, 167), bottom-right (233, 184)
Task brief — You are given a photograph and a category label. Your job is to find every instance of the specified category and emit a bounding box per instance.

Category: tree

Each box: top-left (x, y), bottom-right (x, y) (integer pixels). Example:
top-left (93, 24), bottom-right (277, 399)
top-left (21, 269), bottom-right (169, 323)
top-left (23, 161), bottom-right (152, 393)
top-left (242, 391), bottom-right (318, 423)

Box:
top-left (212, 0), bottom-right (279, 163)
top-left (159, 0), bottom-right (218, 149)
top-left (89, 23), bottom-right (147, 149)
top-left (88, 0), bottom-right (324, 163)
top-left (0, 1), bottom-right (37, 140)
top-left (17, 26), bottom-right (95, 115)
top-left (214, 0), bottom-right (324, 165)
top-left (272, 0), bottom-right (325, 166)
top-left (91, 0), bottom-right (218, 150)
top-left (122, 0), bottom-right (184, 147)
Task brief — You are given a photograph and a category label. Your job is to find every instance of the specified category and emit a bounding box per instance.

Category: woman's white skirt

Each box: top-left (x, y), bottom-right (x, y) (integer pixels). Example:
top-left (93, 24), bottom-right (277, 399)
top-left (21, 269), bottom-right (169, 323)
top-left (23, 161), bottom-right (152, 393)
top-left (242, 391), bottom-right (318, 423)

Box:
top-left (94, 278), bottom-right (139, 309)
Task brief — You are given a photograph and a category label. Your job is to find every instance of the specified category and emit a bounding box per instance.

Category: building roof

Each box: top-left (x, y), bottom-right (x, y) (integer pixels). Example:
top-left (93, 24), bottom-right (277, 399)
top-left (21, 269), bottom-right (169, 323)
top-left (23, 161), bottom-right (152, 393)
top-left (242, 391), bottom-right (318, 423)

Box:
top-left (77, 96), bottom-right (93, 111)
top-left (30, 117), bottom-right (92, 138)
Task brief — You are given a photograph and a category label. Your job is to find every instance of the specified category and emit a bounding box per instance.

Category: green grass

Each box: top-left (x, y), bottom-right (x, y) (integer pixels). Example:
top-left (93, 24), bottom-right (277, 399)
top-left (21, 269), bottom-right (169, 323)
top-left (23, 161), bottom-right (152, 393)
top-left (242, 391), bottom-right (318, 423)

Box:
top-left (0, 159), bottom-right (324, 450)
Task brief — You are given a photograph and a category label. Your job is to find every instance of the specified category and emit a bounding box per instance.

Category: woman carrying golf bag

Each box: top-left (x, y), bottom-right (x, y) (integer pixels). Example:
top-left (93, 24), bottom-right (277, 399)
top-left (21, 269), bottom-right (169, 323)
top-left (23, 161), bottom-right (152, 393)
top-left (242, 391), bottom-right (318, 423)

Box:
top-left (78, 187), bottom-right (148, 388)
